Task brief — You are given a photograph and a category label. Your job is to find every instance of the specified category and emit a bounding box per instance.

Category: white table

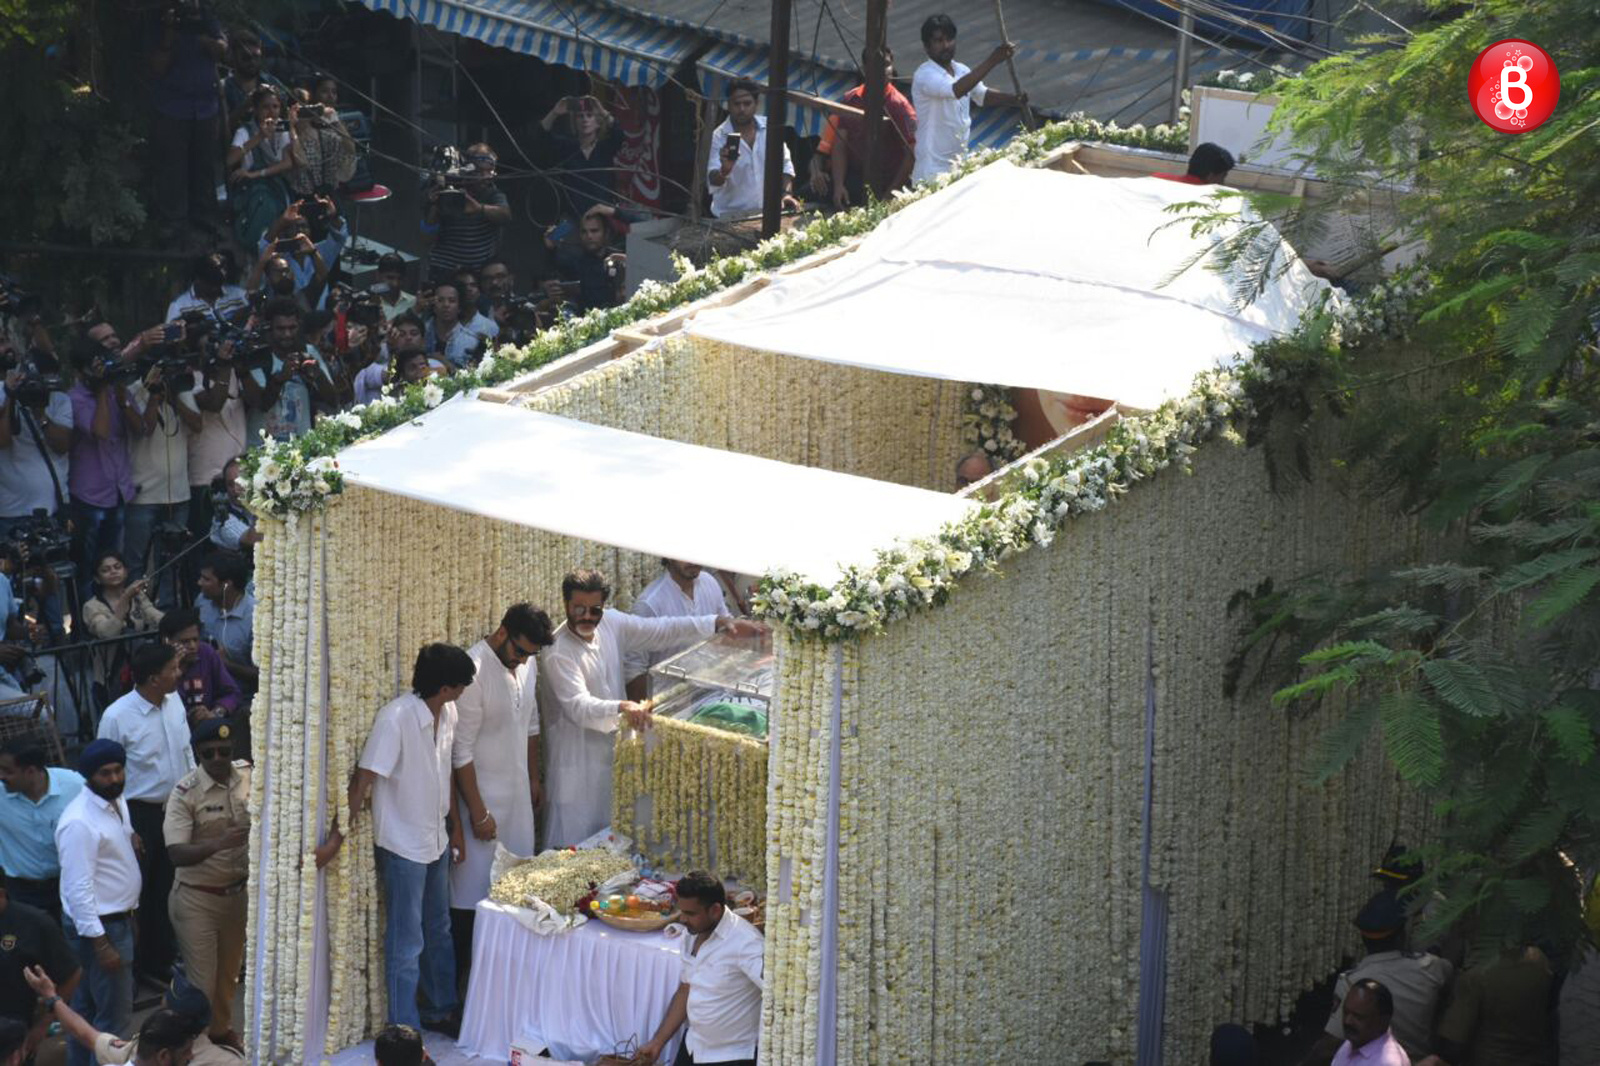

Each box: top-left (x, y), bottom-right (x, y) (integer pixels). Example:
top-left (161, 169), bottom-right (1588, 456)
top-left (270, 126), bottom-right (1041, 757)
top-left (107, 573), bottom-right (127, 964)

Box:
top-left (458, 900), bottom-right (685, 1062)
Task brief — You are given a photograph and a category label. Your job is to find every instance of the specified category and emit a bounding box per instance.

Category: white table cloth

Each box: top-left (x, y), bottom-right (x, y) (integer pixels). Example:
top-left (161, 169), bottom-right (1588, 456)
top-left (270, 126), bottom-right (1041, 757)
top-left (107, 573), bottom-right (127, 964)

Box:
top-left (458, 900), bottom-right (686, 1063)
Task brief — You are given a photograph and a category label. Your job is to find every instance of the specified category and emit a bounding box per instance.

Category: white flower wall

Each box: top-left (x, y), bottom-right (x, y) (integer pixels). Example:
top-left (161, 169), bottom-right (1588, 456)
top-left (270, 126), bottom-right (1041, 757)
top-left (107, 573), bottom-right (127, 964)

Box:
top-left (523, 336), bottom-right (967, 492)
top-left (760, 431), bottom-right (1434, 1064)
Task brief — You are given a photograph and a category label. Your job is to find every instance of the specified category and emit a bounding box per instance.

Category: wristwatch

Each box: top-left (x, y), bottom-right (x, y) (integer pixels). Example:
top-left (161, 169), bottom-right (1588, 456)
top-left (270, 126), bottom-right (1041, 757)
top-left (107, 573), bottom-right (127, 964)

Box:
top-left (42, 995), bottom-right (59, 1011)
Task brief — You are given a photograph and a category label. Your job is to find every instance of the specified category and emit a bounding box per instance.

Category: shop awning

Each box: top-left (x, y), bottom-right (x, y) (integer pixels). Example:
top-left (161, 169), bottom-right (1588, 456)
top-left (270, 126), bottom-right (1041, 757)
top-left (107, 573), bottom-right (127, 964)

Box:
top-left (337, 398), bottom-right (975, 584)
top-left (685, 161), bottom-right (1334, 411)
top-left (358, 0), bottom-right (698, 89)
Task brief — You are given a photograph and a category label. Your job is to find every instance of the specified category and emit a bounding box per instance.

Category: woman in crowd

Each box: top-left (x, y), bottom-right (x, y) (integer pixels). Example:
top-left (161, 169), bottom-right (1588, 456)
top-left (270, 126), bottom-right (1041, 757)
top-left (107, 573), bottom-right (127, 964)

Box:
top-left (540, 94), bottom-right (623, 221)
top-left (289, 83), bottom-right (356, 197)
top-left (227, 85), bottom-right (300, 247)
top-left (81, 551), bottom-right (164, 698)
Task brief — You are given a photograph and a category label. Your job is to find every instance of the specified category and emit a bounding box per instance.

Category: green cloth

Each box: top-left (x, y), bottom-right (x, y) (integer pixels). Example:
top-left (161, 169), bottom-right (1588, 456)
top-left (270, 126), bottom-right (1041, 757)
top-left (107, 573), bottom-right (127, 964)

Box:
top-left (689, 701), bottom-right (768, 738)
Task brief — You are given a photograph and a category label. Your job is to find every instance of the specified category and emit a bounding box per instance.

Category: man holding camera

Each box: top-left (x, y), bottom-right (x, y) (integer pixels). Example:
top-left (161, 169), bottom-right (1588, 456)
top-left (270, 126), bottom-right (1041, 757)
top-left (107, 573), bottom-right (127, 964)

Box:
top-left (239, 298), bottom-right (337, 443)
top-left (256, 199), bottom-right (347, 310)
top-left (543, 213), bottom-right (626, 314)
top-left (0, 334), bottom-right (72, 541)
top-left (424, 282), bottom-right (492, 370)
top-left (421, 143), bottom-right (511, 284)
top-left (706, 79), bottom-right (798, 219)
top-left (178, 337), bottom-right (249, 593)
top-left (66, 343), bottom-right (139, 589)
top-left (147, 3), bottom-right (227, 244)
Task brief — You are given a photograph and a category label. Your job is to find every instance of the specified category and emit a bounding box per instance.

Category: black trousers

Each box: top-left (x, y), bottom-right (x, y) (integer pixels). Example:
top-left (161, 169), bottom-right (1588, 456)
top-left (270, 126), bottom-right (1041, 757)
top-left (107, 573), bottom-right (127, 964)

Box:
top-left (673, 1044), bottom-right (755, 1066)
top-left (127, 799), bottom-right (177, 976)
top-left (150, 111), bottom-right (221, 230)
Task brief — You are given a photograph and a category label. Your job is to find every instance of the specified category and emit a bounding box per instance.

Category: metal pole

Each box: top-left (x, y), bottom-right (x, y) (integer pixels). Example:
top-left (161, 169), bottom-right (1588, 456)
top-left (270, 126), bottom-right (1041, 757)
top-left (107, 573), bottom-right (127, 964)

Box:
top-left (1170, 1), bottom-right (1194, 125)
top-left (860, 0), bottom-right (889, 196)
top-left (761, 0), bottom-right (793, 238)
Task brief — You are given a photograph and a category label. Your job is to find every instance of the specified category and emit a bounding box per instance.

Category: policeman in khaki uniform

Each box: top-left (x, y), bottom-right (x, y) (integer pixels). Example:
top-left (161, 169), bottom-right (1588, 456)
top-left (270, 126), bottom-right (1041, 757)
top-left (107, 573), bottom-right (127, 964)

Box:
top-left (163, 718), bottom-right (250, 1048)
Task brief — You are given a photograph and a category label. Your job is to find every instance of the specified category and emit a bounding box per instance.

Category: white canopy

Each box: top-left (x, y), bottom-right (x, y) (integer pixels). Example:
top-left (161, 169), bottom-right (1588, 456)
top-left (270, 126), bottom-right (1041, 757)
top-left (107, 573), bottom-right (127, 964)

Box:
top-left (686, 161), bottom-right (1333, 411)
top-left (336, 397), bottom-right (975, 584)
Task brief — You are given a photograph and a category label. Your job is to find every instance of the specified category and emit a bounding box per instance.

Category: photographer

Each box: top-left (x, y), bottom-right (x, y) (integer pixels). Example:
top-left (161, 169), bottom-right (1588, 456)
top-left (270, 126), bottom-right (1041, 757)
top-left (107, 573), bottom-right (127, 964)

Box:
top-left (0, 334), bottom-right (72, 540)
top-left (207, 457), bottom-right (258, 554)
top-left (66, 341), bottom-right (139, 593)
top-left (706, 79), bottom-right (798, 219)
top-left (288, 86), bottom-right (356, 198)
top-left (123, 327), bottom-right (203, 586)
top-left (543, 211), bottom-right (626, 314)
top-left (421, 142), bottom-right (511, 284)
top-left (222, 29), bottom-right (285, 132)
top-left (178, 335), bottom-right (249, 589)
top-left (253, 198), bottom-right (347, 309)
top-left (423, 281), bottom-right (493, 369)
top-left (539, 94), bottom-right (623, 221)
top-left (226, 85), bottom-right (300, 249)
top-left (239, 298), bottom-right (337, 442)
top-left (352, 313), bottom-right (434, 405)
top-left (148, 1), bottom-right (227, 243)
top-left (249, 253), bottom-right (303, 310)
top-left (166, 252), bottom-right (248, 328)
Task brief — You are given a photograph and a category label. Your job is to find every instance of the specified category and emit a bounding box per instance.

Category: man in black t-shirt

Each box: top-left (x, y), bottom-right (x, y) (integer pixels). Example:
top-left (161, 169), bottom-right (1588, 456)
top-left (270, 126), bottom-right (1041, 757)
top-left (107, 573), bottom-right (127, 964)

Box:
top-left (0, 869), bottom-right (81, 1056)
top-left (543, 213), bottom-right (625, 314)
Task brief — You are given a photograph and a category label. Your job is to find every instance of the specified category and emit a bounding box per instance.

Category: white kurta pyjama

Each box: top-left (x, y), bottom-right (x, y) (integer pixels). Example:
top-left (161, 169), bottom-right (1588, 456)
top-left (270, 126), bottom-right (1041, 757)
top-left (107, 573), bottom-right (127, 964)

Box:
top-left (623, 571), bottom-right (730, 695)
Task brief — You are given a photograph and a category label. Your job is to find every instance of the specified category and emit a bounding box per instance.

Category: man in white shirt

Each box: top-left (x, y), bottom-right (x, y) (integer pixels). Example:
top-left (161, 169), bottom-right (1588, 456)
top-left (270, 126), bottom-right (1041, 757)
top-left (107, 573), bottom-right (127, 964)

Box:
top-left (448, 605), bottom-right (554, 935)
top-left (424, 282), bottom-right (494, 369)
top-left (910, 14), bottom-right (1027, 183)
top-left (97, 642), bottom-right (194, 985)
top-left (124, 359), bottom-right (201, 591)
top-left (706, 79), bottom-right (798, 219)
top-left (165, 253), bottom-right (248, 328)
top-left (343, 643), bottom-right (477, 1034)
top-left (624, 559), bottom-right (730, 699)
top-left (538, 569), bottom-right (764, 848)
top-left (54, 739), bottom-right (142, 1066)
top-left (638, 871), bottom-right (763, 1066)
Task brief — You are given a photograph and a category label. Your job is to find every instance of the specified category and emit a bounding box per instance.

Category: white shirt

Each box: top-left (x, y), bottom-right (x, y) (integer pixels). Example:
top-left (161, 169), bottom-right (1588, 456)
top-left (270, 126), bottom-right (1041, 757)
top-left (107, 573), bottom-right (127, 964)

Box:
top-left (682, 906), bottom-right (765, 1061)
top-left (55, 787), bottom-right (141, 937)
top-left (623, 570), bottom-right (729, 690)
top-left (166, 285), bottom-right (249, 328)
top-left (706, 115), bottom-right (795, 218)
top-left (911, 58), bottom-right (988, 183)
top-left (0, 387), bottom-right (72, 518)
top-left (126, 382), bottom-right (191, 506)
top-left (177, 368), bottom-right (248, 488)
top-left (538, 610), bottom-right (716, 847)
top-left (449, 638), bottom-right (539, 907)
top-left (359, 692), bottom-right (456, 865)
top-left (97, 689), bottom-right (195, 803)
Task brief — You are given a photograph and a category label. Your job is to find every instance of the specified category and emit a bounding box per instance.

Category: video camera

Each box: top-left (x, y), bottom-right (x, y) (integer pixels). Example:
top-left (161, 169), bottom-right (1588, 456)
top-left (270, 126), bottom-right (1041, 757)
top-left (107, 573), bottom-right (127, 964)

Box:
top-left (4, 509), bottom-right (73, 574)
top-left (427, 145), bottom-right (489, 220)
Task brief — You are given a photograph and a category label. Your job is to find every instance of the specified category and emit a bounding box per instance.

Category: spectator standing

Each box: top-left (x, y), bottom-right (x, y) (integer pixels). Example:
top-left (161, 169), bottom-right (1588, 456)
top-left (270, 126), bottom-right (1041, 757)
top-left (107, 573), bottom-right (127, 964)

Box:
top-left (221, 30), bottom-right (285, 132)
top-left (910, 15), bottom-right (1026, 184)
top-left (226, 86), bottom-right (299, 250)
top-left (341, 643), bottom-right (477, 1034)
top-left (1421, 946), bottom-right (1554, 1066)
top-left (636, 871), bottom-right (764, 1066)
top-left (478, 260), bottom-right (514, 309)
top-left (354, 315), bottom-right (432, 405)
top-left (159, 609), bottom-right (243, 727)
top-left (374, 254), bottom-right (416, 322)
top-left (165, 254), bottom-right (248, 328)
top-left (424, 282), bottom-right (492, 369)
top-left (448, 606), bottom-right (554, 928)
top-left (164, 718), bottom-right (249, 1046)
top-left (123, 359), bottom-right (199, 586)
top-left (179, 349), bottom-right (249, 585)
top-left (81, 552), bottom-right (163, 697)
top-left (147, 6), bottom-right (227, 243)
top-left (1302, 893), bottom-right (1452, 1065)
top-left (67, 345), bottom-right (138, 591)
top-left (540, 95), bottom-right (623, 221)
top-left (820, 48), bottom-right (918, 207)
top-left (254, 199), bottom-right (348, 310)
top-left (1331, 980), bottom-right (1410, 1065)
top-left (288, 94), bottom-right (356, 198)
top-left (706, 80), bottom-right (797, 219)
top-left (54, 739), bottom-right (141, 1066)
top-left (96, 644), bottom-right (195, 986)
top-left (624, 558), bottom-right (729, 698)
top-left (0, 346), bottom-right (73, 539)
top-left (239, 298), bottom-right (337, 443)
top-left (0, 871), bottom-right (81, 1060)
top-left (544, 214), bottom-right (626, 314)
top-left (0, 739), bottom-right (85, 918)
top-left (195, 550), bottom-right (255, 691)
top-left (422, 144), bottom-right (511, 283)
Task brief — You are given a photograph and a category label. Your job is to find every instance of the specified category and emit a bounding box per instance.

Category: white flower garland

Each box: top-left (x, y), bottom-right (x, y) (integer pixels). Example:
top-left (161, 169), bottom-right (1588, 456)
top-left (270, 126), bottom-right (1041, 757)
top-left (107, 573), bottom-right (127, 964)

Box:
top-left (962, 383), bottom-right (1024, 462)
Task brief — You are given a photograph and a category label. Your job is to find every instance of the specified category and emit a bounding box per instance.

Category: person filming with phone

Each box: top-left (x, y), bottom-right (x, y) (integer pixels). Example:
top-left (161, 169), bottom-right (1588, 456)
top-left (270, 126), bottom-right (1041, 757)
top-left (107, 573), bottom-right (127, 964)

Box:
top-left (706, 79), bottom-right (798, 219)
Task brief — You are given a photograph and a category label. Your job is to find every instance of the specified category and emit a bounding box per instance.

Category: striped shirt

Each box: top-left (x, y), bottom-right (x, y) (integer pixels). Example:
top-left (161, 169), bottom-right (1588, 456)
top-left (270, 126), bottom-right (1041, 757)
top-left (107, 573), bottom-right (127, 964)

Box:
top-left (427, 186), bottom-right (509, 278)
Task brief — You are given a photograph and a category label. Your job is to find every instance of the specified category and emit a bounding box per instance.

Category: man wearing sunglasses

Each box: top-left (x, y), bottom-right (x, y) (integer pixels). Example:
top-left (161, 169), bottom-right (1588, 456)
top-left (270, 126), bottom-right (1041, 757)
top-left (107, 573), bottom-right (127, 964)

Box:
top-left (163, 717), bottom-right (250, 1050)
top-left (446, 604), bottom-right (555, 968)
top-left (540, 569), bottom-right (766, 848)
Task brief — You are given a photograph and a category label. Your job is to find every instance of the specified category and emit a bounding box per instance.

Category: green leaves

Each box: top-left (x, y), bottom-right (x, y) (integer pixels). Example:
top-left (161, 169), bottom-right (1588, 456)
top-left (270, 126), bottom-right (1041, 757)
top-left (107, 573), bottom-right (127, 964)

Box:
top-left (1541, 703), bottom-right (1596, 766)
top-left (1305, 699), bottom-right (1380, 784)
top-left (1380, 693), bottom-right (1444, 786)
top-left (1420, 659), bottom-right (1502, 718)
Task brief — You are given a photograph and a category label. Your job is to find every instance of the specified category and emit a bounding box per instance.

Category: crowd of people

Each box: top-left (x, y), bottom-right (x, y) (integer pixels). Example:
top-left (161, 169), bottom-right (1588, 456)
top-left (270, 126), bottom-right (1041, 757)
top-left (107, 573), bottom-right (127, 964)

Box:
top-left (0, 560), bottom-right (767, 1065)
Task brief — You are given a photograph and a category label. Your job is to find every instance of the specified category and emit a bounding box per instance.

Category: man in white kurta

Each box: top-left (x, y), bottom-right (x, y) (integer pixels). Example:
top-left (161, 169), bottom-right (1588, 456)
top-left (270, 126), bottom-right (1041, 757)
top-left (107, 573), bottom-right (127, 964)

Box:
top-left (540, 568), bottom-right (760, 848)
top-left (624, 560), bottom-right (731, 698)
top-left (449, 604), bottom-right (555, 910)
top-left (910, 15), bottom-right (1026, 183)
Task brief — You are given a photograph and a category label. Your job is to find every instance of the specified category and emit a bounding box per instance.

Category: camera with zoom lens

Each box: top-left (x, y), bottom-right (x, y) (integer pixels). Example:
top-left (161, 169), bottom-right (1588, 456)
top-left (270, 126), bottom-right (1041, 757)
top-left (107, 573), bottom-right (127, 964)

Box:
top-left (346, 291), bottom-right (383, 329)
top-left (6, 509), bottom-right (73, 571)
top-left (427, 145), bottom-right (484, 220)
top-left (11, 355), bottom-right (64, 410)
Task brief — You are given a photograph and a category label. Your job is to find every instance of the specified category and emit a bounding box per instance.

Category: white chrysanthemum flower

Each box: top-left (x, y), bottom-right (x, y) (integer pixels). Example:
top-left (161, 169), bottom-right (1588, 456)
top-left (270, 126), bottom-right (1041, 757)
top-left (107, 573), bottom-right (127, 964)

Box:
top-left (422, 382), bottom-right (445, 408)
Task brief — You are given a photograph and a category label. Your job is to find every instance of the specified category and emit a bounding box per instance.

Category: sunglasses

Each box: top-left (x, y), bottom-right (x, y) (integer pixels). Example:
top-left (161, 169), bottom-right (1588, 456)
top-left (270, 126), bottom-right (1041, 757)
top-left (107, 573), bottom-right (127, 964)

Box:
top-left (506, 638), bottom-right (542, 660)
top-left (569, 605), bottom-right (605, 618)
top-left (196, 745), bottom-right (232, 760)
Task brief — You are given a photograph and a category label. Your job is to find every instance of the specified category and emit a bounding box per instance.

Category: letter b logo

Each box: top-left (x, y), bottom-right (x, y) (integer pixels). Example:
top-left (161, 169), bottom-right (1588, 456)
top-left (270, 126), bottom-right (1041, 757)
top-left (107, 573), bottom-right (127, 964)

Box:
top-left (1471, 40), bottom-right (1559, 133)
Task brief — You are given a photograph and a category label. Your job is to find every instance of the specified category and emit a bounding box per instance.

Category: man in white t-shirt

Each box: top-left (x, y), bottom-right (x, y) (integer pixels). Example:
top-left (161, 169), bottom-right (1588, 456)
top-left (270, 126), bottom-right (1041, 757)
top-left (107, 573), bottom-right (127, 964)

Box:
top-left (910, 14), bottom-right (1028, 184)
top-left (124, 358), bottom-right (200, 585)
top-left (624, 558), bottom-right (729, 699)
top-left (0, 356), bottom-right (72, 537)
top-left (166, 253), bottom-right (248, 328)
top-left (706, 79), bottom-right (797, 219)
top-left (335, 643), bottom-right (477, 1035)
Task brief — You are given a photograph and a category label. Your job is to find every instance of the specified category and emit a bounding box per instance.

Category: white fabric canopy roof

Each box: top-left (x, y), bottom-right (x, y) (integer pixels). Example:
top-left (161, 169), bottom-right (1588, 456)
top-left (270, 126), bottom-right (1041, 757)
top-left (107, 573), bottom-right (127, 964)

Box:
top-left (686, 161), bottom-right (1333, 411)
top-left (336, 397), bottom-right (974, 584)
